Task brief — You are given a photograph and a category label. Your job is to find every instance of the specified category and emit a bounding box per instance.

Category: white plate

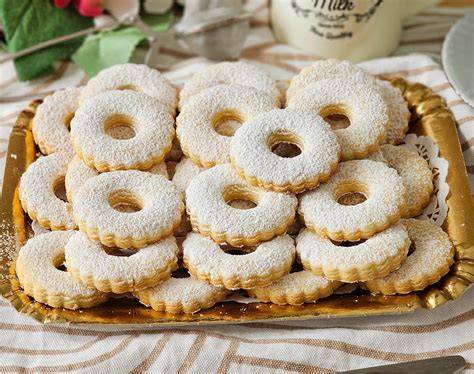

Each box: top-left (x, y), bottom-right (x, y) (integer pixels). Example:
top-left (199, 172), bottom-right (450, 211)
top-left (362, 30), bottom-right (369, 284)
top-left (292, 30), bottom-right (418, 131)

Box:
top-left (442, 12), bottom-right (474, 107)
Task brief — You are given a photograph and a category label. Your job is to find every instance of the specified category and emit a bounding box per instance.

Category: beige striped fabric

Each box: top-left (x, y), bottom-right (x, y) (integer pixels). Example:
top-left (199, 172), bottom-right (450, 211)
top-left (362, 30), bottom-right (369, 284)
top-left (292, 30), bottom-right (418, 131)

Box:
top-left (0, 1), bottom-right (473, 372)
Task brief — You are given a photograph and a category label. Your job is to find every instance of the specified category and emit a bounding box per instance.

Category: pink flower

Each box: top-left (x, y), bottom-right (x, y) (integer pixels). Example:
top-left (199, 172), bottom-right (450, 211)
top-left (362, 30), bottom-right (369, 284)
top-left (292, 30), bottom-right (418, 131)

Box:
top-left (54, 0), bottom-right (103, 17)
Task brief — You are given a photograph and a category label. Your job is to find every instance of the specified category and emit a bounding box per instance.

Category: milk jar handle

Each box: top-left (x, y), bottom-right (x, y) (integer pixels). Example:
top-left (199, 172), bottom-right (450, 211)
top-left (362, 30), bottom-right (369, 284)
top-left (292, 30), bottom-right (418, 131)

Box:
top-left (403, 0), bottom-right (440, 19)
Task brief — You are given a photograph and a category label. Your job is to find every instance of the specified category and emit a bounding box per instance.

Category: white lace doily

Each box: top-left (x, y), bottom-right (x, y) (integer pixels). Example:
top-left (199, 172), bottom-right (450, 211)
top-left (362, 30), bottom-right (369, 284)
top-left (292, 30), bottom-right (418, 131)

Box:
top-left (403, 134), bottom-right (449, 226)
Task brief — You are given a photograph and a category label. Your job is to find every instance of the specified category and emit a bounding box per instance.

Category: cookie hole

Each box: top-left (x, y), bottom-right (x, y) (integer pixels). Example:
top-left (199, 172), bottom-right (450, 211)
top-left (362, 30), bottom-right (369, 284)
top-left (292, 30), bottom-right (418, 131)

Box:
top-left (53, 177), bottom-right (68, 202)
top-left (223, 185), bottom-right (259, 210)
top-left (408, 243), bottom-right (416, 256)
top-left (268, 131), bottom-right (303, 159)
top-left (172, 268), bottom-right (191, 278)
top-left (116, 84), bottom-right (139, 91)
top-left (330, 239), bottom-right (367, 247)
top-left (53, 255), bottom-right (67, 271)
top-left (337, 192), bottom-right (367, 206)
top-left (220, 245), bottom-right (256, 256)
top-left (212, 109), bottom-right (244, 137)
top-left (106, 247), bottom-right (136, 257)
top-left (320, 105), bottom-right (351, 130)
top-left (108, 190), bottom-right (143, 213)
top-left (63, 112), bottom-right (75, 130)
top-left (271, 142), bottom-right (302, 158)
top-left (334, 182), bottom-right (368, 206)
top-left (105, 114), bottom-right (136, 140)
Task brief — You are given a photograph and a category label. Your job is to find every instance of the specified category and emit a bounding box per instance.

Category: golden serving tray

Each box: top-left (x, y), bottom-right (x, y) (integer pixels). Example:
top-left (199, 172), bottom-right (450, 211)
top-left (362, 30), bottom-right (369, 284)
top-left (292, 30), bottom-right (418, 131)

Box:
top-left (0, 78), bottom-right (473, 325)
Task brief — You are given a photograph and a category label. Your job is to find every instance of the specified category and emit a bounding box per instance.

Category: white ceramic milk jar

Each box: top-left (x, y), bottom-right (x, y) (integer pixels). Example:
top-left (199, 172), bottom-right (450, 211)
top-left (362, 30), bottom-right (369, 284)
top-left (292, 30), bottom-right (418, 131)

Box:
top-left (271, 0), bottom-right (439, 62)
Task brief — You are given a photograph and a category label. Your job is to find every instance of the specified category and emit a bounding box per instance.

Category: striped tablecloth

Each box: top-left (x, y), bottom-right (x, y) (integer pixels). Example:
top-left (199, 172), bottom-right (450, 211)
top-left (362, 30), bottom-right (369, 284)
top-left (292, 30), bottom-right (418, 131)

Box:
top-left (1, 1), bottom-right (473, 372)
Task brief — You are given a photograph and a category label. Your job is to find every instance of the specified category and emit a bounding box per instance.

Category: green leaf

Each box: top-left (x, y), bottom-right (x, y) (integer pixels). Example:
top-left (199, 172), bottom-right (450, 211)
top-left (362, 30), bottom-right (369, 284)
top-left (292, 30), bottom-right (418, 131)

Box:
top-left (0, 0), bottom-right (92, 81)
top-left (72, 11), bottom-right (173, 77)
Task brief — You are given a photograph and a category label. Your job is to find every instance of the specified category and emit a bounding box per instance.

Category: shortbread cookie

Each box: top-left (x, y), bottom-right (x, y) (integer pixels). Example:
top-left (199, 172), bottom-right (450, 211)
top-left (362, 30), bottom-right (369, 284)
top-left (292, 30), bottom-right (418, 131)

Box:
top-left (179, 61), bottom-right (281, 108)
top-left (286, 59), bottom-right (376, 102)
top-left (80, 63), bottom-right (177, 113)
top-left (287, 78), bottom-right (388, 160)
top-left (65, 155), bottom-right (168, 203)
top-left (32, 87), bottom-right (81, 155)
top-left (177, 85), bottom-right (277, 168)
top-left (16, 231), bottom-right (109, 309)
top-left (135, 268), bottom-right (228, 314)
top-left (73, 170), bottom-right (184, 248)
top-left (183, 233), bottom-right (295, 289)
top-left (65, 231), bottom-right (179, 293)
top-left (19, 153), bottom-right (76, 230)
top-left (377, 80), bottom-right (410, 145)
top-left (247, 269), bottom-right (341, 305)
top-left (171, 157), bottom-right (202, 194)
top-left (186, 164), bottom-right (297, 246)
top-left (230, 109), bottom-right (340, 193)
top-left (364, 219), bottom-right (454, 294)
top-left (299, 160), bottom-right (406, 241)
top-left (380, 144), bottom-right (433, 217)
top-left (296, 223), bottom-right (410, 283)
top-left (71, 90), bottom-right (174, 172)
top-left (31, 220), bottom-right (51, 236)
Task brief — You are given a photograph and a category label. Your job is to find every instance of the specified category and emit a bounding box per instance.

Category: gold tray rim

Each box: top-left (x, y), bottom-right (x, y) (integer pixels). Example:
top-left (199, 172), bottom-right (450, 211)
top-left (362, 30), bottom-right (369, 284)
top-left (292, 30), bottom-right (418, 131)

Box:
top-left (0, 78), bottom-right (473, 325)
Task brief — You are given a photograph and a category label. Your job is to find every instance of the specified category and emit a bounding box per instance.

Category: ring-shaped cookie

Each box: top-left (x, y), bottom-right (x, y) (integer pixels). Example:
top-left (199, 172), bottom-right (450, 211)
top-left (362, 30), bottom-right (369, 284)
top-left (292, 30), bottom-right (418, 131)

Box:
top-left (16, 231), bottom-right (109, 309)
top-left (73, 170), bottom-right (184, 248)
top-left (179, 61), bottom-right (281, 108)
top-left (134, 268), bottom-right (228, 314)
top-left (364, 219), bottom-right (454, 294)
top-left (377, 80), bottom-right (410, 145)
top-left (286, 59), bottom-right (375, 102)
top-left (380, 145), bottom-right (433, 217)
top-left (65, 232), bottom-right (179, 293)
top-left (186, 164), bottom-right (297, 246)
top-left (176, 85), bottom-right (277, 168)
top-left (183, 233), bottom-right (295, 289)
top-left (32, 87), bottom-right (81, 155)
top-left (299, 160), bottom-right (406, 241)
top-left (287, 78), bottom-right (388, 160)
top-left (19, 153), bottom-right (76, 230)
top-left (230, 109), bottom-right (340, 193)
top-left (71, 90), bottom-right (175, 172)
top-left (247, 269), bottom-right (341, 305)
top-left (296, 223), bottom-right (410, 283)
top-left (80, 63), bottom-right (177, 113)
top-left (65, 155), bottom-right (168, 204)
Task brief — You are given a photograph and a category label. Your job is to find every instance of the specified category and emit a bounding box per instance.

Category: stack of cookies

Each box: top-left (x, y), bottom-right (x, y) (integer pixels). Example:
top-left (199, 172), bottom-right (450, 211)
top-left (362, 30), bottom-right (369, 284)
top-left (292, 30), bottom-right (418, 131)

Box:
top-left (15, 60), bottom-right (455, 314)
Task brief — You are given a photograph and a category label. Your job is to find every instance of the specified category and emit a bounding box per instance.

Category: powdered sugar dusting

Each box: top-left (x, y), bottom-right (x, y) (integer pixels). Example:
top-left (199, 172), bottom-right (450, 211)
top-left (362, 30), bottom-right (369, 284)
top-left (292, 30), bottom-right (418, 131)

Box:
top-left (287, 78), bottom-right (388, 160)
top-left (230, 109), bottom-right (340, 189)
top-left (135, 273), bottom-right (227, 314)
top-left (179, 61), bottom-right (281, 108)
top-left (177, 85), bottom-right (277, 167)
top-left (380, 144), bottom-right (433, 217)
top-left (286, 59), bottom-right (375, 101)
top-left (299, 160), bottom-right (406, 238)
top-left (71, 90), bottom-right (175, 171)
top-left (297, 224), bottom-right (409, 270)
top-left (81, 63), bottom-right (177, 112)
top-left (19, 153), bottom-right (76, 230)
top-left (15, 231), bottom-right (108, 307)
top-left (364, 219), bottom-right (454, 294)
top-left (186, 164), bottom-right (297, 239)
top-left (32, 87), bottom-right (81, 155)
top-left (66, 156), bottom-right (169, 204)
top-left (377, 80), bottom-right (410, 145)
top-left (73, 170), bottom-right (183, 245)
top-left (171, 157), bottom-right (202, 194)
top-left (183, 233), bottom-right (295, 289)
top-left (65, 232), bottom-right (178, 292)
